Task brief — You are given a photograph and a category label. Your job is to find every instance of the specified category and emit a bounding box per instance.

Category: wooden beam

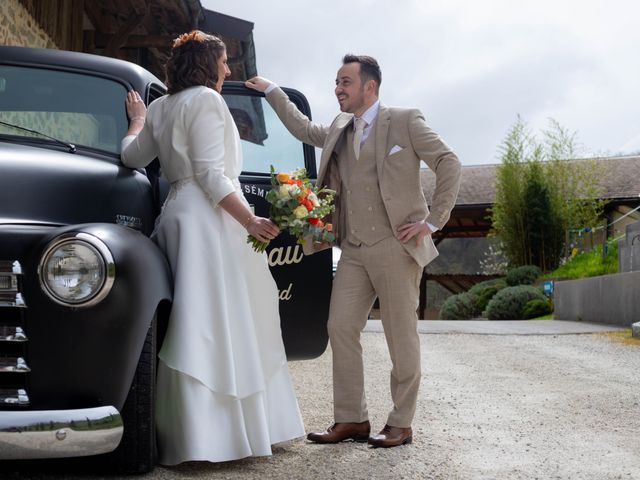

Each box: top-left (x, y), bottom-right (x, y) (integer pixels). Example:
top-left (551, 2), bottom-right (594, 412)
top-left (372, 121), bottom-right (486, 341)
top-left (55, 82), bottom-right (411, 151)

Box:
top-left (106, 12), bottom-right (144, 57)
top-left (94, 32), bottom-right (173, 49)
top-left (84, 0), bottom-right (112, 33)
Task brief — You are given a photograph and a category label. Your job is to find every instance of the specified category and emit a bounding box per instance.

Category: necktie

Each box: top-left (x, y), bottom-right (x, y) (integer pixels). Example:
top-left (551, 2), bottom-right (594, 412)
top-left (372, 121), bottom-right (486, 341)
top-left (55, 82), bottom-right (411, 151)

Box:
top-left (353, 117), bottom-right (366, 159)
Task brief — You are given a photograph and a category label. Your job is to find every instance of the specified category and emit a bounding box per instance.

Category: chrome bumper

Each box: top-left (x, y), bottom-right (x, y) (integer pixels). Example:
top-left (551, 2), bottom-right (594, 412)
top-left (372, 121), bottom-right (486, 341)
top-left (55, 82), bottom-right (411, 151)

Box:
top-left (0, 406), bottom-right (123, 459)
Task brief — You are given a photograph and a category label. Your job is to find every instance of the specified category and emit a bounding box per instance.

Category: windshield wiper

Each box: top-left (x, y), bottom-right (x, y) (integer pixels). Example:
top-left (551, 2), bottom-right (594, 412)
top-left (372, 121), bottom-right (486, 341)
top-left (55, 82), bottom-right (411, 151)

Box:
top-left (0, 119), bottom-right (77, 153)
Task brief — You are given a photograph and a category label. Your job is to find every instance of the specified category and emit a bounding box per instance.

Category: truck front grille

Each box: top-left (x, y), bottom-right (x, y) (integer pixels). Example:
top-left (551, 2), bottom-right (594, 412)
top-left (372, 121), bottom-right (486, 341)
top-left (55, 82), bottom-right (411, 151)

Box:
top-left (0, 260), bottom-right (29, 407)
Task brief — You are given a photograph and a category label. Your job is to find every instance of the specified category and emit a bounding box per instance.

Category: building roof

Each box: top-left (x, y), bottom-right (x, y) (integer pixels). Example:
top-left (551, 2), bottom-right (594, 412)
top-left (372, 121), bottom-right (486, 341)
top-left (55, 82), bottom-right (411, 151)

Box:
top-left (421, 155), bottom-right (640, 206)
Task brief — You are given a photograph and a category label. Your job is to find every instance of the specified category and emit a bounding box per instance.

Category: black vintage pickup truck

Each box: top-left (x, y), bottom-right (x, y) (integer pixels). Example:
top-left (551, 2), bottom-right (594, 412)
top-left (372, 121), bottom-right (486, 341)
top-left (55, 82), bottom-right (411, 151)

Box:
top-left (0, 45), bottom-right (331, 473)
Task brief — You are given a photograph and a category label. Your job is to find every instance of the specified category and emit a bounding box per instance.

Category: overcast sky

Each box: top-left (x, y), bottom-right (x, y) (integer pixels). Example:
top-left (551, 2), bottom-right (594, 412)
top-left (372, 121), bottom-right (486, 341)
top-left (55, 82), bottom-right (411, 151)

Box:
top-left (206, 0), bottom-right (640, 166)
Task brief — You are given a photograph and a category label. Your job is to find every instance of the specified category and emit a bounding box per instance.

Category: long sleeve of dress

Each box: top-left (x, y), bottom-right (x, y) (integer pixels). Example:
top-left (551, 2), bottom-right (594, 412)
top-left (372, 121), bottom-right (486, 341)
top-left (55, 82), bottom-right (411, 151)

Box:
top-left (186, 90), bottom-right (236, 206)
top-left (121, 121), bottom-right (158, 168)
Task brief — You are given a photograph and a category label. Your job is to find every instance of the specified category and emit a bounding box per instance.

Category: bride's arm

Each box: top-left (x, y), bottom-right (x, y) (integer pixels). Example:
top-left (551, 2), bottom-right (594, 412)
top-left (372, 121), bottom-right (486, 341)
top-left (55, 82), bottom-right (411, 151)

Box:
top-left (188, 90), bottom-right (278, 243)
top-left (218, 193), bottom-right (279, 243)
top-left (121, 91), bottom-right (158, 168)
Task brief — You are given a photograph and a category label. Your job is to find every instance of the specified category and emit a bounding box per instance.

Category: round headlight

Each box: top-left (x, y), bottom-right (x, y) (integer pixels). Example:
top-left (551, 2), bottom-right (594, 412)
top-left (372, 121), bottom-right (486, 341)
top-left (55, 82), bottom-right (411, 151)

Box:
top-left (39, 233), bottom-right (115, 307)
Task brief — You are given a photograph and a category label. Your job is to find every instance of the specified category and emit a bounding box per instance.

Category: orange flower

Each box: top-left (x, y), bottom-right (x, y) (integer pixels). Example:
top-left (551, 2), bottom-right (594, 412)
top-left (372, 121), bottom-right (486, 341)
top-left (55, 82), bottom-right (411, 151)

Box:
top-left (303, 199), bottom-right (314, 211)
top-left (276, 172), bottom-right (291, 183)
top-left (325, 223), bottom-right (333, 232)
top-left (172, 30), bottom-right (205, 49)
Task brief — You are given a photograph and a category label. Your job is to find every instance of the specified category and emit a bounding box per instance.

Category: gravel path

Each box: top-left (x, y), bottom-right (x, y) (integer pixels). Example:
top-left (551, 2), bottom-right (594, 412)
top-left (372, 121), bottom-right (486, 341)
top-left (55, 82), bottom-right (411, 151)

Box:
top-left (4, 331), bottom-right (639, 479)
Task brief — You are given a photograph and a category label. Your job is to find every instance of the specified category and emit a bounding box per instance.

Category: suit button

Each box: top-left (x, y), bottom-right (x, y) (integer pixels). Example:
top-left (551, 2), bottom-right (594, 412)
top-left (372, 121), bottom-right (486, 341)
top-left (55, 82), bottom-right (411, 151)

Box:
top-left (366, 187), bottom-right (370, 192)
top-left (349, 210), bottom-right (353, 215)
top-left (371, 226), bottom-right (376, 231)
top-left (347, 190), bottom-right (352, 195)
top-left (351, 229), bottom-right (356, 234)
top-left (368, 206), bottom-right (373, 211)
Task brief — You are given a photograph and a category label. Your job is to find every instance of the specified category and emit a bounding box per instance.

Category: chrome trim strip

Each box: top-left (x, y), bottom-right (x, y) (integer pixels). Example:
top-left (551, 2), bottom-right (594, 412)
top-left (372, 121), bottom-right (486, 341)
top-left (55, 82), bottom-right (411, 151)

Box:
top-left (37, 232), bottom-right (115, 308)
top-left (0, 292), bottom-right (26, 308)
top-left (0, 388), bottom-right (29, 406)
top-left (0, 406), bottom-right (123, 459)
top-left (0, 327), bottom-right (27, 342)
top-left (0, 261), bottom-right (23, 275)
top-left (0, 357), bottom-right (30, 372)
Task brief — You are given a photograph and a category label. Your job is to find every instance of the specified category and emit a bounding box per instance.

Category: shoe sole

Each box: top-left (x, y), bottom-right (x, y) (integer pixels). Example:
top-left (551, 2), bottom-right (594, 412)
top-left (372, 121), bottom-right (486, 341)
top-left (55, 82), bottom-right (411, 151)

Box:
top-left (368, 436), bottom-right (413, 448)
top-left (307, 435), bottom-right (370, 444)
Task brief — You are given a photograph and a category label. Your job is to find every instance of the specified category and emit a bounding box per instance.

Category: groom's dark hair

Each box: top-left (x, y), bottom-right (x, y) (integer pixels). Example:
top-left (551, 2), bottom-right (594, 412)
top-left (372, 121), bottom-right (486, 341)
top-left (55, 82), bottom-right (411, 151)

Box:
top-left (342, 54), bottom-right (382, 95)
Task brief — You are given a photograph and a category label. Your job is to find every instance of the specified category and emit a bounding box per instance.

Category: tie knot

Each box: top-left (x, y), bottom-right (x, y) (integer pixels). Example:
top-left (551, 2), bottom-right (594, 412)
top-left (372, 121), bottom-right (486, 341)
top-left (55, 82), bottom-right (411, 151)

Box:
top-left (354, 117), bottom-right (366, 132)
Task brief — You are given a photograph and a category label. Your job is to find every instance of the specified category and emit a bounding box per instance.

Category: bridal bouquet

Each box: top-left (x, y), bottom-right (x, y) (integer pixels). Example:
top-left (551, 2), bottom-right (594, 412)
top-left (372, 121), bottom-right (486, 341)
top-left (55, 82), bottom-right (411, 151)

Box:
top-left (248, 166), bottom-right (336, 253)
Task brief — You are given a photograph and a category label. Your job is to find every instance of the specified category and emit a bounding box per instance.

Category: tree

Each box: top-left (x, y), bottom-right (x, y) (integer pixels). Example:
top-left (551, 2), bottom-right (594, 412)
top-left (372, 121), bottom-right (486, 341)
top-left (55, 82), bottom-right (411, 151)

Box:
top-left (523, 162), bottom-right (564, 270)
top-left (490, 117), bottom-right (604, 271)
top-left (489, 116), bottom-right (532, 266)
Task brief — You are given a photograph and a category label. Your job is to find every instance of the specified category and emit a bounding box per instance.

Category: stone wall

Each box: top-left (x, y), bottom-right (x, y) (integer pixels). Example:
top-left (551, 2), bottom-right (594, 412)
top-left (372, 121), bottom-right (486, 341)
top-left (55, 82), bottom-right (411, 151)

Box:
top-left (0, 0), bottom-right (57, 49)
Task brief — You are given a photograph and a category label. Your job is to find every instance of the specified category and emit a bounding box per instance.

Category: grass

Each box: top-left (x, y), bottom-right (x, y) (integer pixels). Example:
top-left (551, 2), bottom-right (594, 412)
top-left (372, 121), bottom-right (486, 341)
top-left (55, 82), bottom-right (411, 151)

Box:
top-left (543, 241), bottom-right (618, 280)
top-left (597, 330), bottom-right (640, 347)
top-left (531, 314), bottom-right (554, 320)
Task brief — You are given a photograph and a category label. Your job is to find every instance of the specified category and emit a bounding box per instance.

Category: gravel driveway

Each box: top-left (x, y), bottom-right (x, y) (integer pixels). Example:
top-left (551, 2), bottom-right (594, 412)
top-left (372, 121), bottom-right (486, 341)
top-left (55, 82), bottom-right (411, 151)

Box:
top-left (3, 328), bottom-right (639, 479)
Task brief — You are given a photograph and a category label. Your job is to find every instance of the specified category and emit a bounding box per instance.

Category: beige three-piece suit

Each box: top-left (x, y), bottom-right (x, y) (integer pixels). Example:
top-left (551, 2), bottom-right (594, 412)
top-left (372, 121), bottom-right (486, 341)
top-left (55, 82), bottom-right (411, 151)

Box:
top-left (266, 86), bottom-right (461, 427)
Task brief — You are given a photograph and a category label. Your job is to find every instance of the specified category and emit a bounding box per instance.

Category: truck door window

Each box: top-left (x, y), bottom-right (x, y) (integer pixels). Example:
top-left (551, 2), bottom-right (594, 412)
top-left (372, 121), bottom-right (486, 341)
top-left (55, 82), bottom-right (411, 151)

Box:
top-left (224, 94), bottom-right (305, 174)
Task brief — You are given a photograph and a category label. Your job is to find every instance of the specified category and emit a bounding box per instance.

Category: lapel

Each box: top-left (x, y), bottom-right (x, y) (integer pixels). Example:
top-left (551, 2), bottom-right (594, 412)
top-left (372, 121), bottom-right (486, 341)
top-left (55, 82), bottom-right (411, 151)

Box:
top-left (317, 113), bottom-right (353, 186)
top-left (374, 103), bottom-right (391, 182)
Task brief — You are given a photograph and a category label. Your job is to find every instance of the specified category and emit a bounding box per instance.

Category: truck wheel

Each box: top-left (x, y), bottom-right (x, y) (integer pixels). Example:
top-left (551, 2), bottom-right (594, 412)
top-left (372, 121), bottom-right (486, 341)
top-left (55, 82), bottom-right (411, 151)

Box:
top-left (105, 316), bottom-right (157, 474)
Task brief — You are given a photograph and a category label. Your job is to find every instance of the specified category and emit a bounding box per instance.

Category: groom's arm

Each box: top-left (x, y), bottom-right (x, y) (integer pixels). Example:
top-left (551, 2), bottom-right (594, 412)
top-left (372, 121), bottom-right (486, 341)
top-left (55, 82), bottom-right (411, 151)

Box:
top-left (408, 108), bottom-right (461, 230)
top-left (246, 77), bottom-right (329, 148)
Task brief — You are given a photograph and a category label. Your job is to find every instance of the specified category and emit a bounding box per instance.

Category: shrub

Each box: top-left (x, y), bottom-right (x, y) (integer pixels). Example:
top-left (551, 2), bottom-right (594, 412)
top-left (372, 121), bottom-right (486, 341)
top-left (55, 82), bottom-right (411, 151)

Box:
top-left (468, 278), bottom-right (507, 296)
top-left (439, 292), bottom-right (477, 320)
top-left (468, 279), bottom-right (507, 315)
top-left (505, 265), bottom-right (542, 286)
top-left (522, 298), bottom-right (553, 319)
top-left (484, 285), bottom-right (547, 320)
top-left (476, 286), bottom-right (501, 313)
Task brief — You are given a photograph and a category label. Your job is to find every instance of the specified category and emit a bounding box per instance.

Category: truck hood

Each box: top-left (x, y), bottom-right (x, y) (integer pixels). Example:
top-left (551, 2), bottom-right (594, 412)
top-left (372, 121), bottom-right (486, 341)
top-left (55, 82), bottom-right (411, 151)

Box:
top-left (0, 141), bottom-right (156, 235)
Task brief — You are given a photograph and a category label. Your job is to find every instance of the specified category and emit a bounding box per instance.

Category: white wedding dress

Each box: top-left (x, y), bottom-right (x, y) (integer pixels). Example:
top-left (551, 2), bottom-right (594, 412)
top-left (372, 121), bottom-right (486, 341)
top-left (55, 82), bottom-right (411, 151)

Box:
top-left (121, 86), bottom-right (305, 464)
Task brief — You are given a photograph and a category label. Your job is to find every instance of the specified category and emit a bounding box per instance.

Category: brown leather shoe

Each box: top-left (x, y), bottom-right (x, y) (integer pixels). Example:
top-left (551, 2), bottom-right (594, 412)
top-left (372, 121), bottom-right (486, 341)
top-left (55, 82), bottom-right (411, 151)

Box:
top-left (368, 424), bottom-right (413, 448)
top-left (306, 421), bottom-right (371, 443)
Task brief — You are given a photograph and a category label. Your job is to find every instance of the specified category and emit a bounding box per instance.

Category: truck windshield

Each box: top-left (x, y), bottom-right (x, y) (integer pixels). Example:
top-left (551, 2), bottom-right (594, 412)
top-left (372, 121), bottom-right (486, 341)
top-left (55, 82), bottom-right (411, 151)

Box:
top-left (0, 65), bottom-right (128, 155)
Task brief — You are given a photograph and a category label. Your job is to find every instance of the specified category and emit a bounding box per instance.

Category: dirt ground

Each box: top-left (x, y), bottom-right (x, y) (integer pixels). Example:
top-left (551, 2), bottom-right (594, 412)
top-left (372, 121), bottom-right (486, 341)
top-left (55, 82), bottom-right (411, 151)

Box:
top-left (3, 329), bottom-right (639, 479)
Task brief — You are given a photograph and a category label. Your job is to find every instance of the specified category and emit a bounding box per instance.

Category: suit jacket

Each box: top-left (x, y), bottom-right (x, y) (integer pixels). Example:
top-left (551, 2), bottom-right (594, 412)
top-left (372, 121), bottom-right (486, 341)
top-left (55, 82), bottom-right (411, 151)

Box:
top-left (265, 86), bottom-right (461, 267)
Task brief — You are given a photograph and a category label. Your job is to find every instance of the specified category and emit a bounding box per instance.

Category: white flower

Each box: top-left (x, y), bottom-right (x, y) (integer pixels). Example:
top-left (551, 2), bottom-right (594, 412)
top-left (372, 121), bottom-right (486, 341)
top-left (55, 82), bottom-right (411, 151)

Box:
top-left (308, 192), bottom-right (320, 207)
top-left (277, 184), bottom-right (293, 199)
top-left (289, 185), bottom-right (301, 197)
top-left (293, 205), bottom-right (308, 219)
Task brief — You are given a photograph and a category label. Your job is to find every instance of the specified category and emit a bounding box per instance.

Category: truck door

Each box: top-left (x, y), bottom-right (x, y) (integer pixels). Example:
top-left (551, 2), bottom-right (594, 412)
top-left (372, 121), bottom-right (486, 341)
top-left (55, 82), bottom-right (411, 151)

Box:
top-left (222, 82), bottom-right (331, 360)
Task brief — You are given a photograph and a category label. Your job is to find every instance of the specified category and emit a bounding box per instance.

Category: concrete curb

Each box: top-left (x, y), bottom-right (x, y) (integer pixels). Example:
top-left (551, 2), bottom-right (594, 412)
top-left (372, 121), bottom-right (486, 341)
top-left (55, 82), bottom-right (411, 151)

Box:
top-left (632, 322), bottom-right (640, 338)
top-left (365, 319), bottom-right (627, 335)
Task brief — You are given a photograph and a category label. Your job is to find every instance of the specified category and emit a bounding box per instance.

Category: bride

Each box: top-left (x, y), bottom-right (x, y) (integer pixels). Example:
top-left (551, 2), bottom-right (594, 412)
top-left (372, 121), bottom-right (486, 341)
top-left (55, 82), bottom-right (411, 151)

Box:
top-left (120, 30), bottom-right (305, 464)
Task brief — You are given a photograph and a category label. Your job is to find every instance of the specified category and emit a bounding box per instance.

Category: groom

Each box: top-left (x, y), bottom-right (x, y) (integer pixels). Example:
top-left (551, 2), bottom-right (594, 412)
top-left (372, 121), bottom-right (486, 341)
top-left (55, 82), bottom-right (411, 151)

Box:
top-left (246, 55), bottom-right (461, 447)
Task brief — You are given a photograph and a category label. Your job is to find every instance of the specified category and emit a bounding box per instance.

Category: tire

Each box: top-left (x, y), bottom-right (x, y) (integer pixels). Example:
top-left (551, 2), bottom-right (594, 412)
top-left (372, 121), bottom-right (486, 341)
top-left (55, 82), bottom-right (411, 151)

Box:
top-left (104, 316), bottom-right (157, 474)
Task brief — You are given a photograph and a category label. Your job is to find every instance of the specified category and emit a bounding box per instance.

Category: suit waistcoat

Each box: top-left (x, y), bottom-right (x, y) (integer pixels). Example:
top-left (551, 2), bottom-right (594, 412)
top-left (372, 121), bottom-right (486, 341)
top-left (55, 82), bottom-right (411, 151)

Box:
top-left (337, 122), bottom-right (393, 246)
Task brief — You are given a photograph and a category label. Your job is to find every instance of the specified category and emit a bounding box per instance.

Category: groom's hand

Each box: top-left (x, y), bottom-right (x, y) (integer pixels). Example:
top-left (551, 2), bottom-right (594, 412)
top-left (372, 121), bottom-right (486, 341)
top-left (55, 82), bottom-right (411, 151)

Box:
top-left (397, 221), bottom-right (432, 246)
top-left (245, 76), bottom-right (273, 93)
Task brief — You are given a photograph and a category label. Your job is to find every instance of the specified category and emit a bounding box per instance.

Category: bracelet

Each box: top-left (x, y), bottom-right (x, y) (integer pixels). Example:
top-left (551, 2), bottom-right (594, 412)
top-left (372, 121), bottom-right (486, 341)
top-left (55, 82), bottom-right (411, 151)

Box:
top-left (130, 116), bottom-right (145, 122)
top-left (242, 215), bottom-right (254, 229)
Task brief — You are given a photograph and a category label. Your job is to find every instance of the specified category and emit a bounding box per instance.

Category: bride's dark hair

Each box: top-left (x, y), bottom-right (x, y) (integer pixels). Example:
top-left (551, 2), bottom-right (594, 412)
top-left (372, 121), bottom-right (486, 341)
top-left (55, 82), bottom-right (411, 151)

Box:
top-left (165, 30), bottom-right (226, 94)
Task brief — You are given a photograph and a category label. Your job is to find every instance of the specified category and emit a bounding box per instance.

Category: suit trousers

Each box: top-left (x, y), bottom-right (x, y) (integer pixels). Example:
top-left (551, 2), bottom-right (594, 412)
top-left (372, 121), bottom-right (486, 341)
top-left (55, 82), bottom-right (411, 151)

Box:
top-left (328, 236), bottom-right (423, 428)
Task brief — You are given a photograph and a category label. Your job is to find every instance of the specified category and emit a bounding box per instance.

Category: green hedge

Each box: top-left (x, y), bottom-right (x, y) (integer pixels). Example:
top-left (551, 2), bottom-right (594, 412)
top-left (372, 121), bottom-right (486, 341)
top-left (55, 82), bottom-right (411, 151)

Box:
top-left (484, 285), bottom-right (547, 320)
top-left (439, 292), bottom-right (478, 320)
top-left (522, 298), bottom-right (553, 319)
top-left (505, 265), bottom-right (542, 286)
top-left (468, 279), bottom-right (507, 313)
